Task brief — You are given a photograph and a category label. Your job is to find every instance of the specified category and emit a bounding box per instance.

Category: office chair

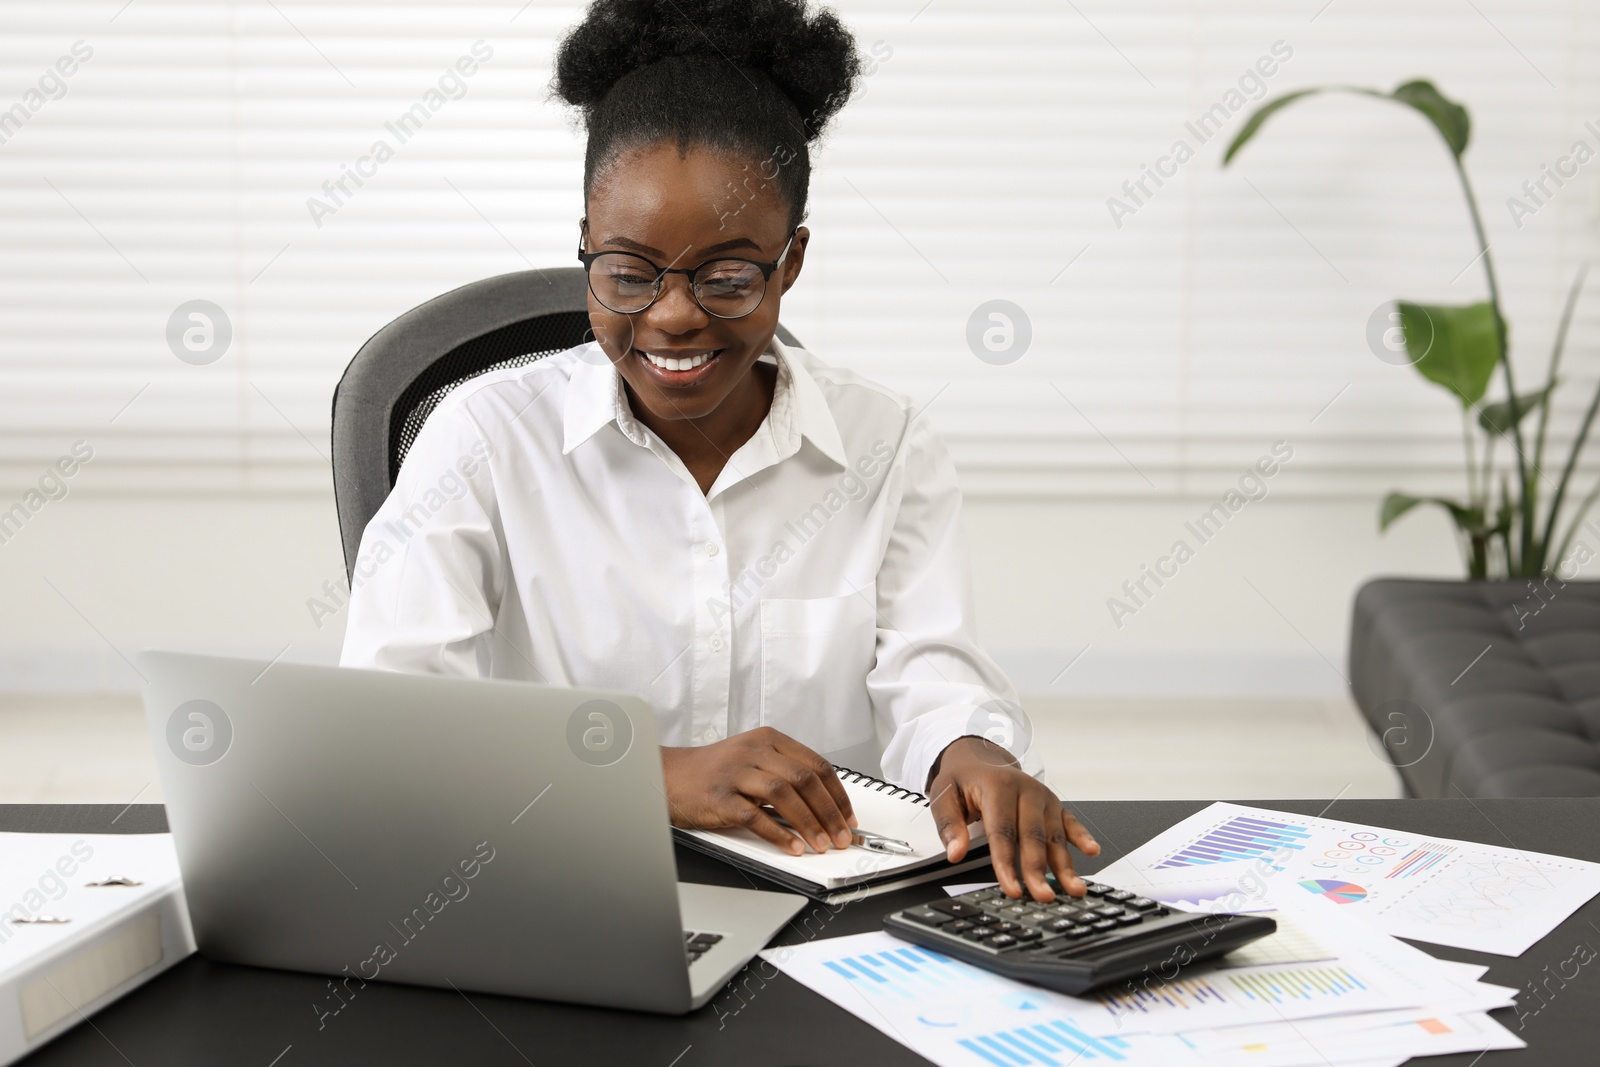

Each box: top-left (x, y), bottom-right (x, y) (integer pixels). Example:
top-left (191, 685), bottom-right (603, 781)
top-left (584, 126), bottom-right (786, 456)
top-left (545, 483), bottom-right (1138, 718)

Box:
top-left (330, 266), bottom-right (803, 584)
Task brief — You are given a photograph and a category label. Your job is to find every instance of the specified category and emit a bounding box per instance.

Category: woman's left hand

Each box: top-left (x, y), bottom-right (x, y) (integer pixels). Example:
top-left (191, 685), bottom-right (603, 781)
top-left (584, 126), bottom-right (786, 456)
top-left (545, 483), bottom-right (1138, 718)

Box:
top-left (926, 736), bottom-right (1101, 902)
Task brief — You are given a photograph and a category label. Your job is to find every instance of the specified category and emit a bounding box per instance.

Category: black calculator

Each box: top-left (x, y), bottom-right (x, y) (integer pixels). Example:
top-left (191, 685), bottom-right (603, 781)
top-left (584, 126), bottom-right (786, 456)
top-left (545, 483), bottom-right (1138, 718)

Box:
top-left (883, 877), bottom-right (1276, 996)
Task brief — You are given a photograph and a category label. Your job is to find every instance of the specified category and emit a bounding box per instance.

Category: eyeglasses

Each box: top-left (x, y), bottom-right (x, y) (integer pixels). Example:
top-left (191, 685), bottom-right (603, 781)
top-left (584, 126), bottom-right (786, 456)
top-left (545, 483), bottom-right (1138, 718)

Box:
top-left (577, 219), bottom-right (796, 319)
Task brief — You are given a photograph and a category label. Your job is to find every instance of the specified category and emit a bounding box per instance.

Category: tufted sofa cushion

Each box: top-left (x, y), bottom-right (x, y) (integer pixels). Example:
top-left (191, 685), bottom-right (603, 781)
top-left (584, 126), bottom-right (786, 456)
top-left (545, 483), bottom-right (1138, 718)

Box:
top-left (1348, 578), bottom-right (1600, 798)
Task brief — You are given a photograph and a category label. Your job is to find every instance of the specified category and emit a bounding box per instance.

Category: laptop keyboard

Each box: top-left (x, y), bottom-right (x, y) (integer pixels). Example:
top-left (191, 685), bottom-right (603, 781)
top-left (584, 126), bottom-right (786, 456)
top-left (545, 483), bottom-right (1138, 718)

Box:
top-left (683, 929), bottom-right (724, 964)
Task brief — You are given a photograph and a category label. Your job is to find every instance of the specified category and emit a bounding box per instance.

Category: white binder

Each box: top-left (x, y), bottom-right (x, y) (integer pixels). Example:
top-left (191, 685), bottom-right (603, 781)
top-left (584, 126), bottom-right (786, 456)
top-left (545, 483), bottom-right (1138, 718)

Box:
top-left (0, 833), bottom-right (195, 1065)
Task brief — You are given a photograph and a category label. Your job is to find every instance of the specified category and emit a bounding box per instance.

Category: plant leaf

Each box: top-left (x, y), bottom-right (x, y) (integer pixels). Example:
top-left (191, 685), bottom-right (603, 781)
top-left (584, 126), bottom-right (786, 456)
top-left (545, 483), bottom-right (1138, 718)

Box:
top-left (1388, 80), bottom-right (1471, 157)
top-left (1396, 301), bottom-right (1502, 408)
top-left (1495, 474), bottom-right (1515, 536)
top-left (1222, 89), bottom-right (1328, 165)
top-left (1224, 81), bottom-right (1470, 166)
top-left (1478, 384), bottom-right (1554, 435)
top-left (1379, 491), bottom-right (1475, 532)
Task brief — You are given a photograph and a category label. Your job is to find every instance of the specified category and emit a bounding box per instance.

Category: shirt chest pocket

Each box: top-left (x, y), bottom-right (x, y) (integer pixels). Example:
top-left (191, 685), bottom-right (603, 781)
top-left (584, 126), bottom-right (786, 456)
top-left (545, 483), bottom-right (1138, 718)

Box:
top-left (759, 583), bottom-right (878, 756)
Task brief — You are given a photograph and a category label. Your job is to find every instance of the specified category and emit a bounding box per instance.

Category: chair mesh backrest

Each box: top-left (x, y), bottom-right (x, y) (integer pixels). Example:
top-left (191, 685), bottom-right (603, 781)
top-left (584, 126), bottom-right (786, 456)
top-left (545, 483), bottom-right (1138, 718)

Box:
top-left (389, 310), bottom-right (592, 483)
top-left (333, 263), bottom-right (803, 584)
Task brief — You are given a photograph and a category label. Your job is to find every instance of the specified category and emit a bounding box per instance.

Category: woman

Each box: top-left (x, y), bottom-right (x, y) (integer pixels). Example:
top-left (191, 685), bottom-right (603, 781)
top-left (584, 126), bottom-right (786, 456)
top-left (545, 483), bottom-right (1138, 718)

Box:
top-left (341, 0), bottom-right (1098, 902)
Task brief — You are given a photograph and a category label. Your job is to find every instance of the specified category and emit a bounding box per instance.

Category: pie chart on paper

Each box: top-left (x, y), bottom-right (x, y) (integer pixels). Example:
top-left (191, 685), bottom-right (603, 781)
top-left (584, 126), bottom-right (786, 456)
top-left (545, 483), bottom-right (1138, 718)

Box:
top-left (1299, 879), bottom-right (1368, 904)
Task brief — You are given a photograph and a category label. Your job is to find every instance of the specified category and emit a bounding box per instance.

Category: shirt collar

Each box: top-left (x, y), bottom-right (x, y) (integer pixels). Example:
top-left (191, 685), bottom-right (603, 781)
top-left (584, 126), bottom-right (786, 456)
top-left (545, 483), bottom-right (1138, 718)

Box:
top-left (562, 346), bottom-right (636, 454)
top-left (561, 337), bottom-right (848, 470)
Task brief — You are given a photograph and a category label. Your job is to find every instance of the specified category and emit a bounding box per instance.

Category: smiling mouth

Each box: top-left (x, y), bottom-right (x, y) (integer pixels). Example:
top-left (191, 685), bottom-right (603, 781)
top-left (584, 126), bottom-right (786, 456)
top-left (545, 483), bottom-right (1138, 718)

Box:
top-left (635, 348), bottom-right (724, 383)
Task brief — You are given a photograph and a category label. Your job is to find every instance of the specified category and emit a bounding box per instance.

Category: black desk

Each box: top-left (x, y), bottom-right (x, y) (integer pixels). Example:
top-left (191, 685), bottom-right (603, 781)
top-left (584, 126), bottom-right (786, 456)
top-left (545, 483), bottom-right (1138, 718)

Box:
top-left (8, 799), bottom-right (1598, 1066)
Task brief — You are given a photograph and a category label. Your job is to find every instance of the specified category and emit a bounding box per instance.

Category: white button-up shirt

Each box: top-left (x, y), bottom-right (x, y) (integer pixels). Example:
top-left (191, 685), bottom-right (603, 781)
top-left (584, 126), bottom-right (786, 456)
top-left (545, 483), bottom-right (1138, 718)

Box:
top-left (338, 337), bottom-right (1037, 791)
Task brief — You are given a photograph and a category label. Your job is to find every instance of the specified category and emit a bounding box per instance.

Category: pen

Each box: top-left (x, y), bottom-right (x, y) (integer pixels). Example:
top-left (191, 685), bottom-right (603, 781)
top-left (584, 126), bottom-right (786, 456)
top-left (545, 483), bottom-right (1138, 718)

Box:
top-left (769, 814), bottom-right (915, 855)
top-left (847, 828), bottom-right (916, 855)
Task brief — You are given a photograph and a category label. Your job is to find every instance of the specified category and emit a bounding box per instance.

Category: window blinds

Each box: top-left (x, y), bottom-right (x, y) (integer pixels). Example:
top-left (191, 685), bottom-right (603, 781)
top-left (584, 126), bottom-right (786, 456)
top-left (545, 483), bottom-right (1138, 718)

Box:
top-left (0, 0), bottom-right (1594, 498)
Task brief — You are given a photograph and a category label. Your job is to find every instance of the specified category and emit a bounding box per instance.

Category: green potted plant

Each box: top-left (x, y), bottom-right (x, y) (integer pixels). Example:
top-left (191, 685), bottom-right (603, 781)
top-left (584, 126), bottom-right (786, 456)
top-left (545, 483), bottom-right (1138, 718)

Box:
top-left (1225, 81), bottom-right (1597, 579)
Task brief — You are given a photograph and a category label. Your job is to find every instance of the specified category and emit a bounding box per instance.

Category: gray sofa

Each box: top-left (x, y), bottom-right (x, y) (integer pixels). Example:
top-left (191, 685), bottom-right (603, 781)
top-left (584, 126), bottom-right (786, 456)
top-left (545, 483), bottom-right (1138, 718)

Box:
top-left (1349, 578), bottom-right (1600, 798)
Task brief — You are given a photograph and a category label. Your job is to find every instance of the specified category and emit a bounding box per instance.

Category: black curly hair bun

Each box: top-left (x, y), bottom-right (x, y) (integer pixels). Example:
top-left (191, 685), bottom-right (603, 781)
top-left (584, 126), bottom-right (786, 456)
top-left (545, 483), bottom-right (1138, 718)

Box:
top-left (554, 0), bottom-right (861, 142)
top-left (553, 0), bottom-right (864, 229)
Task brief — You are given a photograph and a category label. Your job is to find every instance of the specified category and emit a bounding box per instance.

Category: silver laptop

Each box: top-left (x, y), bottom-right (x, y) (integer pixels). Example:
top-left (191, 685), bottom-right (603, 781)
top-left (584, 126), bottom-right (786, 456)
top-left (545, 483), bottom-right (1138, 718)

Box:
top-left (136, 650), bottom-right (805, 1014)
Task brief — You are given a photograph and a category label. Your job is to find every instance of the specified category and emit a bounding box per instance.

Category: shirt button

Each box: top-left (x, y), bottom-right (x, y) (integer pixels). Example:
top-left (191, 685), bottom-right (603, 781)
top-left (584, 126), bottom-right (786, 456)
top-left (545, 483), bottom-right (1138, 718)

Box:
top-left (702, 728), bottom-right (719, 742)
top-left (705, 541), bottom-right (720, 557)
top-left (709, 634), bottom-right (724, 652)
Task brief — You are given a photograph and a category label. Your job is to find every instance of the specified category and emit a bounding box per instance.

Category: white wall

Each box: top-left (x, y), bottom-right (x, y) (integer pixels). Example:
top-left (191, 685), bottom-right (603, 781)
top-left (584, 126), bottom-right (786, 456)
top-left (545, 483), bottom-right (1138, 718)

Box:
top-left (965, 493), bottom-right (1461, 697)
top-left (0, 0), bottom-right (1592, 696)
top-left (0, 484), bottom-right (1462, 696)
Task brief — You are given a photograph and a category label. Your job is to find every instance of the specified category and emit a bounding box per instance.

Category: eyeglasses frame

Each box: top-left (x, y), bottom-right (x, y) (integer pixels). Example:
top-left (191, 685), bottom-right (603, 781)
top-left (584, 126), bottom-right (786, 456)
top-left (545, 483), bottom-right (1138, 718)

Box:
top-left (576, 217), bottom-right (798, 320)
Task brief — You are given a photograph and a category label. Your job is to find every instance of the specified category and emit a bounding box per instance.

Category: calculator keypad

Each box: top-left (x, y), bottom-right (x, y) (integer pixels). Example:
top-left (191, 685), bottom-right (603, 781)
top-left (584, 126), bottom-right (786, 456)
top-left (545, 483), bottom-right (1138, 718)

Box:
top-left (902, 881), bottom-right (1167, 953)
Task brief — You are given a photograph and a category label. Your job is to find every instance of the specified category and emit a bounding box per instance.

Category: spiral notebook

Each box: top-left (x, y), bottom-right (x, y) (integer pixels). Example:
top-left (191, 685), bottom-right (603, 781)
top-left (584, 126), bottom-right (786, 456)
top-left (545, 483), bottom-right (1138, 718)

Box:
top-left (672, 767), bottom-right (991, 903)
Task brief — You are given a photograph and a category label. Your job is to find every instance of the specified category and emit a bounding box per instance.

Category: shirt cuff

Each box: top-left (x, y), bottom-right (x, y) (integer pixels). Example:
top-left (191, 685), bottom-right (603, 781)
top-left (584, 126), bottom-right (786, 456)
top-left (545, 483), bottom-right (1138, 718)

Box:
top-left (881, 702), bottom-right (1046, 794)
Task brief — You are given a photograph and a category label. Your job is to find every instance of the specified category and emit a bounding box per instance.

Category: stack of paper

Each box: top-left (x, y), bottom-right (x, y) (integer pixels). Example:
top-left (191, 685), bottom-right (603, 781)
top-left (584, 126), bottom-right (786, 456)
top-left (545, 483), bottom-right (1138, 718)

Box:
top-left (764, 802), bottom-right (1600, 1066)
top-left (1094, 802), bottom-right (1600, 956)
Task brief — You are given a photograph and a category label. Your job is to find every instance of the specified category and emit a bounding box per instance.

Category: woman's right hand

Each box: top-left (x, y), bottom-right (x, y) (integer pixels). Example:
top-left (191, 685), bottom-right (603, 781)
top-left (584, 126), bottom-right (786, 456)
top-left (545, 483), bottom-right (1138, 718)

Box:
top-left (662, 726), bottom-right (858, 856)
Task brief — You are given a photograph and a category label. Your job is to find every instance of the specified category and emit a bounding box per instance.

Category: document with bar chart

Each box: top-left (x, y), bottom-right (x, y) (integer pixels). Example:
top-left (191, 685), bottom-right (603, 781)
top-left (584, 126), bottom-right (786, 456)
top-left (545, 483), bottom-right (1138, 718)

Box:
top-left (764, 899), bottom-right (1516, 1067)
top-left (761, 910), bottom-right (1474, 1059)
top-left (1103, 802), bottom-right (1600, 955)
top-left (764, 932), bottom-right (1198, 1065)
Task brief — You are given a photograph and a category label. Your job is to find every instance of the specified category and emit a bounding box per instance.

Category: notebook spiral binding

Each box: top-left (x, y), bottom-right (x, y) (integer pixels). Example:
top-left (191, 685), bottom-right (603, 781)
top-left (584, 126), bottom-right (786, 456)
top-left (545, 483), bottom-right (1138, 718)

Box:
top-left (831, 765), bottom-right (928, 806)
